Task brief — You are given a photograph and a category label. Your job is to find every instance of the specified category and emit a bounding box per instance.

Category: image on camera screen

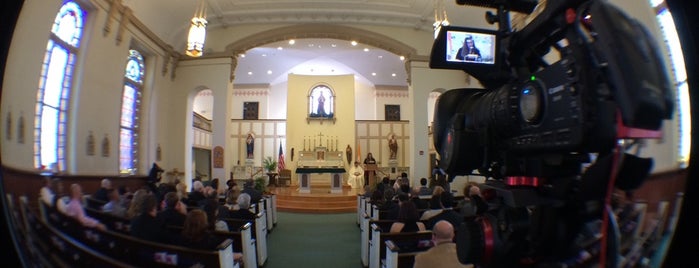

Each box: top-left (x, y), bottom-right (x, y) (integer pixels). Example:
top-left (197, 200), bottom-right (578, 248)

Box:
top-left (446, 30), bottom-right (496, 64)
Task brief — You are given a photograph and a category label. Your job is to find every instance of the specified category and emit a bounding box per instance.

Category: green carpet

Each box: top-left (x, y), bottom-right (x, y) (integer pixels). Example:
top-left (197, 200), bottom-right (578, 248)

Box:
top-left (265, 212), bottom-right (362, 268)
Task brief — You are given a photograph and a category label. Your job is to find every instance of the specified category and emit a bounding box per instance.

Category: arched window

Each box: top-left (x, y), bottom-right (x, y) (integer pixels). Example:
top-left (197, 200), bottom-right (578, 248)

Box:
top-left (35, 1), bottom-right (86, 170)
top-left (308, 85), bottom-right (334, 118)
top-left (119, 49), bottom-right (145, 173)
top-left (650, 0), bottom-right (691, 168)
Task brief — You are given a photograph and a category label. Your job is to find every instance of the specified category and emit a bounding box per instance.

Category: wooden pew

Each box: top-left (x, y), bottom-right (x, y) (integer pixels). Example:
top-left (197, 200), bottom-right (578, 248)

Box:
top-left (369, 223), bottom-right (432, 268)
top-left (221, 212), bottom-right (268, 266)
top-left (384, 239), bottom-right (431, 268)
top-left (359, 212), bottom-right (428, 267)
top-left (168, 222), bottom-right (257, 268)
top-left (17, 196), bottom-right (135, 268)
top-left (84, 195), bottom-right (107, 210)
top-left (39, 199), bottom-right (238, 268)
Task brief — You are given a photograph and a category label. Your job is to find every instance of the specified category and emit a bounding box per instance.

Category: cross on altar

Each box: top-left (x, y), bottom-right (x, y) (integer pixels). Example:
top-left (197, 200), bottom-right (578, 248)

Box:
top-left (318, 132), bottom-right (324, 146)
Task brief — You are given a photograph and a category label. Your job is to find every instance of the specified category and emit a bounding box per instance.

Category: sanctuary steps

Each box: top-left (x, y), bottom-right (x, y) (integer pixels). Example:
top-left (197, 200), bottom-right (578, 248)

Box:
top-left (272, 185), bottom-right (359, 213)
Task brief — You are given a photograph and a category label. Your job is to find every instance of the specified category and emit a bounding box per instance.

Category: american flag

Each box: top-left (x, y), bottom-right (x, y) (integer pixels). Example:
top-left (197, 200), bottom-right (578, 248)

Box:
top-left (278, 142), bottom-right (286, 172)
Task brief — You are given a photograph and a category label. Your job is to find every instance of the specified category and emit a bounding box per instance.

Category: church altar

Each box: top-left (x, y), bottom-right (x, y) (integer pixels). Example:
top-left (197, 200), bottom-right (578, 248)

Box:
top-left (295, 142), bottom-right (346, 193)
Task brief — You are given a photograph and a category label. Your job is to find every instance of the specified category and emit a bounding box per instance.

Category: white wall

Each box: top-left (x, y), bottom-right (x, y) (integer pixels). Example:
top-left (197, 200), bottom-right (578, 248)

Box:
top-left (375, 86), bottom-right (410, 121)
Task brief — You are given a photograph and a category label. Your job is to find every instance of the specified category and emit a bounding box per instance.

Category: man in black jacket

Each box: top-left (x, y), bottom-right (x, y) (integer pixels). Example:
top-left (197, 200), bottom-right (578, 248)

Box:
top-left (131, 194), bottom-right (172, 244)
top-left (157, 192), bottom-right (186, 228)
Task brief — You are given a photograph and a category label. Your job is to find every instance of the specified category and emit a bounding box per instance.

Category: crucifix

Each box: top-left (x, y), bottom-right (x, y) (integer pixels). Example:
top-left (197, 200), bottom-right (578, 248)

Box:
top-left (318, 132), bottom-right (325, 146)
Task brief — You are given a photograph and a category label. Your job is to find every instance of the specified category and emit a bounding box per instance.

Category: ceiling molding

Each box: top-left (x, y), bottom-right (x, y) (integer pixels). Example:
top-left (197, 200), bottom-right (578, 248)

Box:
top-left (224, 24), bottom-right (418, 60)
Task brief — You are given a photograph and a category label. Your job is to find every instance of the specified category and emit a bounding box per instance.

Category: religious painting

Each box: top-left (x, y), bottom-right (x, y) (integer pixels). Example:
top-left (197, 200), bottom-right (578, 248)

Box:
top-left (213, 146), bottom-right (224, 168)
top-left (308, 85), bottom-right (335, 118)
top-left (385, 105), bottom-right (401, 121)
top-left (243, 102), bottom-right (259, 120)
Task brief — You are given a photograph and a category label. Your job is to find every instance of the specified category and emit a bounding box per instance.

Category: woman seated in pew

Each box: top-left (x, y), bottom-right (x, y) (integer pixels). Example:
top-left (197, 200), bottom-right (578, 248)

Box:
top-left (126, 188), bottom-right (151, 219)
top-left (203, 198), bottom-right (229, 232)
top-left (229, 193), bottom-right (255, 221)
top-left (177, 209), bottom-right (245, 262)
top-left (389, 201), bottom-right (426, 233)
top-left (176, 209), bottom-right (223, 250)
top-left (65, 183), bottom-right (107, 231)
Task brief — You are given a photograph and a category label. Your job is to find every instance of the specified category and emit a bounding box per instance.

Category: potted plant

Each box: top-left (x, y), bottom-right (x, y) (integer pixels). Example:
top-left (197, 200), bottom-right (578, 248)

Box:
top-left (263, 156), bottom-right (277, 173)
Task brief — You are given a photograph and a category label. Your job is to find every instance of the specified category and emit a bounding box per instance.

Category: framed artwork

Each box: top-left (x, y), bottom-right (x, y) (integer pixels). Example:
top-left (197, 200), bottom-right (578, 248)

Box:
top-left (5, 111), bottom-right (11, 140)
top-left (385, 105), bottom-right (400, 121)
top-left (243, 102), bottom-right (259, 120)
top-left (213, 146), bottom-right (224, 168)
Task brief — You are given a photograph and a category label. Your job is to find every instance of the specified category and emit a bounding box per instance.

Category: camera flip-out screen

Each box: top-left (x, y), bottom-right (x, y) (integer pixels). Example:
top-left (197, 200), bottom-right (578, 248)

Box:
top-left (446, 30), bottom-right (496, 64)
top-left (430, 26), bottom-right (501, 81)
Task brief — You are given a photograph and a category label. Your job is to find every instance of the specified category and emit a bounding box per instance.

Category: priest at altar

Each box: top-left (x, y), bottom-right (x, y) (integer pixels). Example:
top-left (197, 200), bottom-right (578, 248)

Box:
top-left (348, 161), bottom-right (364, 189)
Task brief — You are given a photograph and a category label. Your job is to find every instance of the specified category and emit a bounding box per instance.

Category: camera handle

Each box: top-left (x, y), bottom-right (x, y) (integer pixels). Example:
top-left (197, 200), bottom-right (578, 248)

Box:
top-left (484, 4), bottom-right (512, 33)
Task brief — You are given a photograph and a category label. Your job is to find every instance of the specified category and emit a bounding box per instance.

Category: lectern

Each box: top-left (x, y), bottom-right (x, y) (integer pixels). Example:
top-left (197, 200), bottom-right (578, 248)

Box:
top-left (364, 164), bottom-right (378, 186)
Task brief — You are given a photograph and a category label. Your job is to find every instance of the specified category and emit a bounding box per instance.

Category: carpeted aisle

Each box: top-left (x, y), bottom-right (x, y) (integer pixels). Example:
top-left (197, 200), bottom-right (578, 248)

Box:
top-left (264, 212), bottom-right (362, 268)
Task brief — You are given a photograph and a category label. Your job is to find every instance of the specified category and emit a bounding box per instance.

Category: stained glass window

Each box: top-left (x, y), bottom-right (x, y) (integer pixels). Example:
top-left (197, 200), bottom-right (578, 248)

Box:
top-left (35, 1), bottom-right (85, 170)
top-left (119, 49), bottom-right (144, 173)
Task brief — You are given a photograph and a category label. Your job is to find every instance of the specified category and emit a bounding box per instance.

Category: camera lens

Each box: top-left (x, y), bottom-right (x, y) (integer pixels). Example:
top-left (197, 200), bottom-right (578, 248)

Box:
top-left (519, 84), bottom-right (543, 124)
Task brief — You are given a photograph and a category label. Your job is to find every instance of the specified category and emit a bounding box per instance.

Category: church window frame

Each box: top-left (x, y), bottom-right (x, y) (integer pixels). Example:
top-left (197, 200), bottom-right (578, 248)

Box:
top-left (307, 84), bottom-right (335, 123)
top-left (34, 1), bottom-right (86, 171)
top-left (119, 49), bottom-right (145, 173)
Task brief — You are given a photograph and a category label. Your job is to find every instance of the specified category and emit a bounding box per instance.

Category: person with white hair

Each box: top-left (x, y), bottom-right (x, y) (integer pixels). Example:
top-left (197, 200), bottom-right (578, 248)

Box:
top-left (65, 183), bottom-right (107, 231)
top-left (187, 180), bottom-right (206, 206)
top-left (92, 178), bottom-right (112, 203)
top-left (229, 193), bottom-right (255, 221)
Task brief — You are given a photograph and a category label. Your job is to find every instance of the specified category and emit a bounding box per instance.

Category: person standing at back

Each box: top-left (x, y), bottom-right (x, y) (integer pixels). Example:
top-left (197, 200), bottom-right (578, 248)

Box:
top-left (413, 220), bottom-right (473, 268)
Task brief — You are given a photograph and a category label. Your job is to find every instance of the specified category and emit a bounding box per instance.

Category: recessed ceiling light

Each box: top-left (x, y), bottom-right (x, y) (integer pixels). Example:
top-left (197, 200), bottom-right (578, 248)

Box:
top-left (267, 70), bottom-right (272, 74)
top-left (277, 47), bottom-right (283, 50)
top-left (262, 54), bottom-right (267, 57)
top-left (351, 41), bottom-right (358, 46)
top-left (378, 55), bottom-right (383, 59)
top-left (399, 56), bottom-right (405, 61)
top-left (391, 73), bottom-right (396, 77)
top-left (363, 48), bottom-right (369, 52)
top-left (239, 54), bottom-right (246, 58)
top-left (248, 71), bottom-right (253, 75)
top-left (289, 39), bottom-right (295, 45)
top-left (308, 44), bottom-right (314, 47)
top-left (372, 72), bottom-right (376, 76)
top-left (331, 44), bottom-right (337, 47)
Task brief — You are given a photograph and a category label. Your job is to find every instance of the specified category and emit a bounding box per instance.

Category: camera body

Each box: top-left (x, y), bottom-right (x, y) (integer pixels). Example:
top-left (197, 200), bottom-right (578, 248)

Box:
top-left (429, 0), bottom-right (674, 266)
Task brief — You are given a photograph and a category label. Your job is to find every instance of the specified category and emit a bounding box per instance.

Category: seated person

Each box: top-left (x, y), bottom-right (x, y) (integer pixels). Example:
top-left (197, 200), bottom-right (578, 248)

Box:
top-left (418, 178), bottom-right (432, 196)
top-left (126, 188), bottom-right (151, 219)
top-left (187, 180), bottom-right (207, 207)
top-left (65, 183), bottom-right (106, 230)
top-left (176, 209), bottom-right (224, 250)
top-left (130, 194), bottom-right (172, 244)
top-left (157, 192), bottom-right (187, 228)
top-left (92, 178), bottom-right (113, 203)
top-left (241, 180), bottom-right (262, 205)
top-left (377, 188), bottom-right (399, 220)
top-left (389, 201), bottom-right (426, 233)
top-left (413, 220), bottom-right (473, 268)
top-left (101, 188), bottom-right (127, 218)
top-left (203, 198), bottom-right (229, 232)
top-left (40, 177), bottom-right (67, 213)
top-left (229, 193), bottom-right (256, 221)
top-left (410, 187), bottom-right (429, 210)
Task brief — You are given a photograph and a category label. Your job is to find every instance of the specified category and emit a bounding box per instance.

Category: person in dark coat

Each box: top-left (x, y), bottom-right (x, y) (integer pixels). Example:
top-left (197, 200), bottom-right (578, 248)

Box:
top-left (241, 180), bottom-right (262, 205)
top-left (157, 192), bottom-right (186, 228)
top-left (130, 194), bottom-right (171, 244)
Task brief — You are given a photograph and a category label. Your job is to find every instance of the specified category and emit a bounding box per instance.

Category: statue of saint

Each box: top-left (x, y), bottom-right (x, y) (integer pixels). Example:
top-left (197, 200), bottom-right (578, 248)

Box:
top-left (388, 134), bottom-right (398, 160)
top-left (246, 133), bottom-right (254, 159)
top-left (317, 92), bottom-right (326, 116)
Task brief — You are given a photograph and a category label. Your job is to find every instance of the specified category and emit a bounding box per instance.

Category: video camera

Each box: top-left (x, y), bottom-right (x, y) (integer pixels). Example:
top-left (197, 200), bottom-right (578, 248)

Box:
top-left (429, 0), bottom-right (675, 266)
